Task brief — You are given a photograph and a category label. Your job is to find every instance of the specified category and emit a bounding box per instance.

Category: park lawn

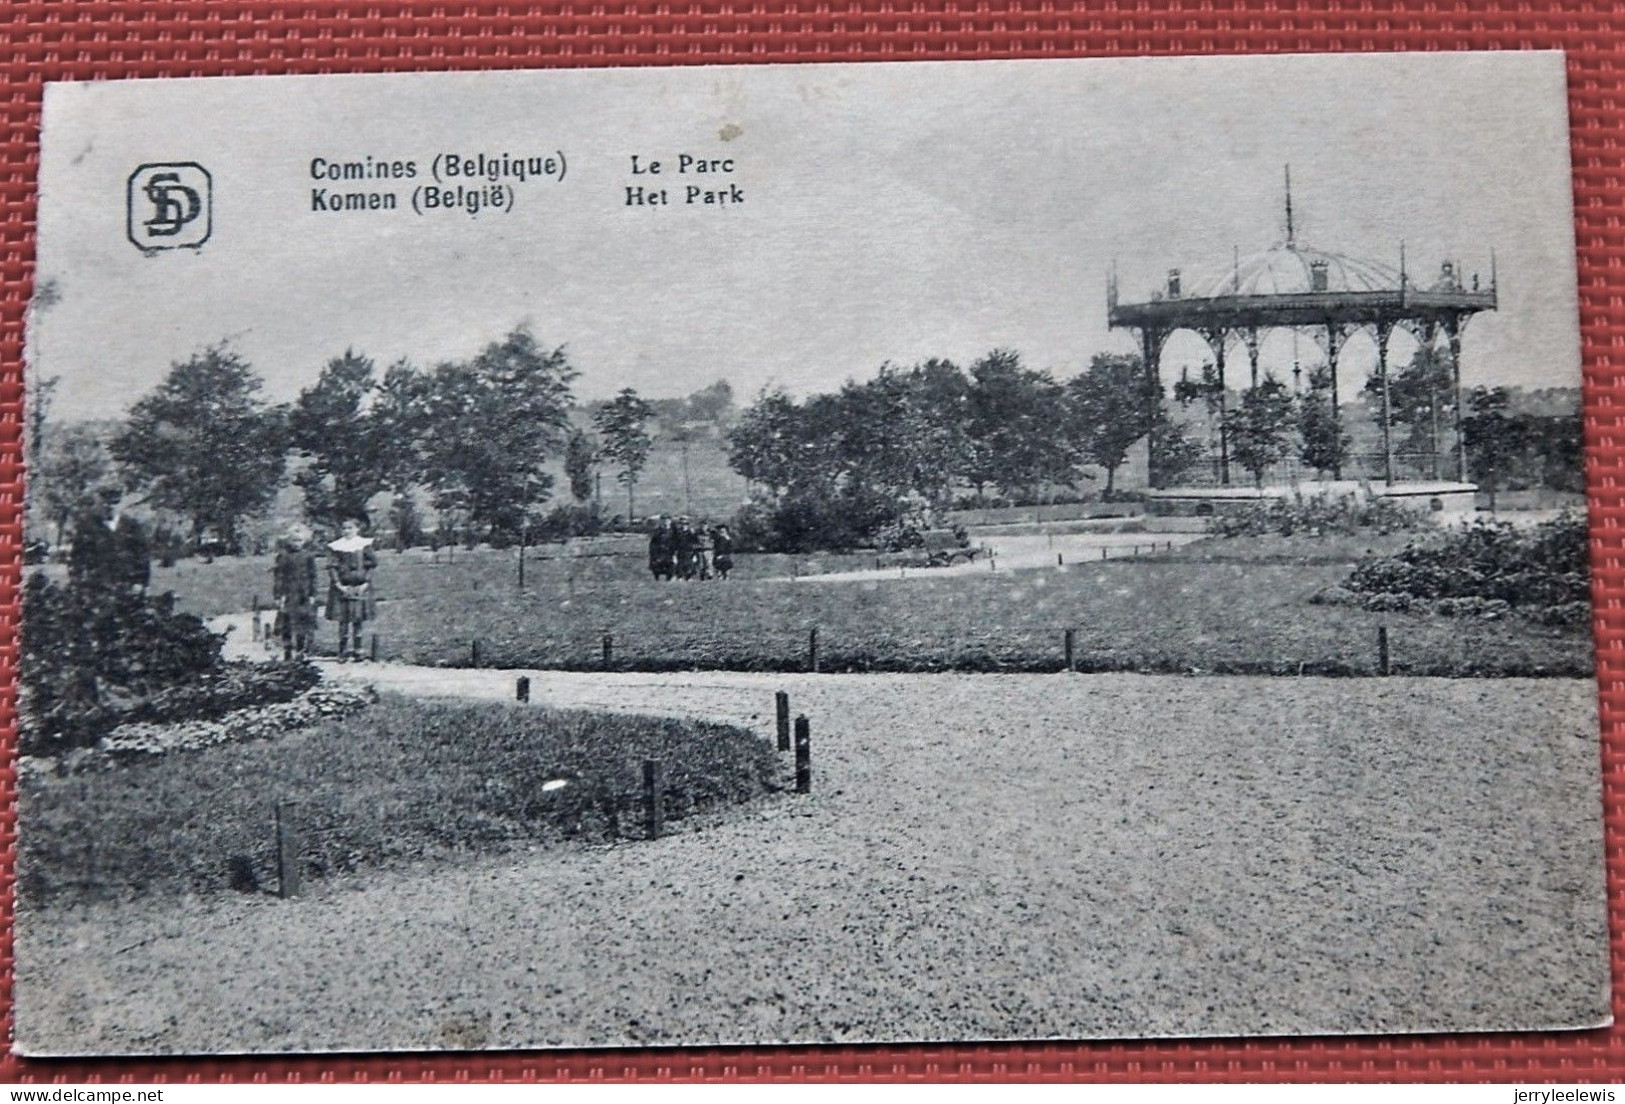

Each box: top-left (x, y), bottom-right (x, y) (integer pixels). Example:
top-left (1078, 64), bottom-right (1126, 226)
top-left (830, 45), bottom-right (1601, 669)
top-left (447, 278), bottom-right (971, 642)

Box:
top-left (138, 531), bottom-right (1594, 677)
top-left (355, 552), bottom-right (1590, 677)
top-left (20, 695), bottom-right (780, 907)
top-left (144, 545), bottom-right (882, 619)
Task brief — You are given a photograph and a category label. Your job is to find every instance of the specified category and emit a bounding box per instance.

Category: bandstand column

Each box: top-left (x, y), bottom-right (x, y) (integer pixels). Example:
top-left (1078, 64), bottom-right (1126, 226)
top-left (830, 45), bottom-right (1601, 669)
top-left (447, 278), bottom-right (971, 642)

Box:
top-left (1243, 328), bottom-right (1261, 390)
top-left (1325, 323), bottom-right (1348, 480)
top-left (1376, 323), bottom-right (1394, 486)
top-left (1407, 320), bottom-right (1442, 479)
top-left (1202, 328), bottom-right (1232, 486)
top-left (1445, 315), bottom-right (1467, 483)
top-left (1141, 327), bottom-right (1164, 489)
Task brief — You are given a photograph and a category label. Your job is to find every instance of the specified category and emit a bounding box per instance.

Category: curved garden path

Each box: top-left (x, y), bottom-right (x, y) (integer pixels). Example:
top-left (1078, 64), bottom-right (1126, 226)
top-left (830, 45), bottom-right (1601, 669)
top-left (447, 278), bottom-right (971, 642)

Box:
top-left (15, 614), bottom-right (1609, 1054)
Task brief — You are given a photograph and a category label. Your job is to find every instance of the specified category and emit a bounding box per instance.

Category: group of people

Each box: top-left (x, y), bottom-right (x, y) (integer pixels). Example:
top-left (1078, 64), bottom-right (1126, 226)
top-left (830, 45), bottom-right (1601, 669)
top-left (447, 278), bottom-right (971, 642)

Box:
top-left (272, 516), bottom-right (378, 661)
top-left (648, 516), bottom-right (734, 581)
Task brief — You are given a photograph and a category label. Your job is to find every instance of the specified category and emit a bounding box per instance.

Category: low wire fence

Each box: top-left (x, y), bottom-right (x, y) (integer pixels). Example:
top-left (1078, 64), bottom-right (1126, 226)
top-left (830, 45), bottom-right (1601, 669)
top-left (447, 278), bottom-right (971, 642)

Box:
top-left (346, 620), bottom-right (1590, 680)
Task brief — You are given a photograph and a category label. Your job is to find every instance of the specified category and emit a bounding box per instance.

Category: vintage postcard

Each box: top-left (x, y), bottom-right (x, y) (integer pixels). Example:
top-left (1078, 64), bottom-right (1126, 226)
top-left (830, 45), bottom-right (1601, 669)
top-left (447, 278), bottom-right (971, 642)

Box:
top-left (16, 52), bottom-right (1606, 1054)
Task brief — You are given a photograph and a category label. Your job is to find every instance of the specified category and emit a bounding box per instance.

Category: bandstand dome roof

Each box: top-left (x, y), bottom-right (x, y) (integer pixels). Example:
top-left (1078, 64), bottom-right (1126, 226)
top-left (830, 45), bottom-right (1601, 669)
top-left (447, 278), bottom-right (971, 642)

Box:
top-left (1185, 242), bottom-right (1404, 299)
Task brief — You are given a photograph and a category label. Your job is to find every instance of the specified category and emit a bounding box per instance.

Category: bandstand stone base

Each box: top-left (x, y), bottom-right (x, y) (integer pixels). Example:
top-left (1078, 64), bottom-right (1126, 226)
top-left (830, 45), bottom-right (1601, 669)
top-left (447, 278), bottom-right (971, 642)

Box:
top-left (1145, 479), bottom-right (1478, 519)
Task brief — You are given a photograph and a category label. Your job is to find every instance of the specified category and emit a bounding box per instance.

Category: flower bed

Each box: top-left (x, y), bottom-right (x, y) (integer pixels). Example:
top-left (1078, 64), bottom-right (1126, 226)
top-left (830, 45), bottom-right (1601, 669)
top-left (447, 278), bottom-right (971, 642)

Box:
top-left (1211, 493), bottom-right (1428, 538)
top-left (20, 680), bottom-right (379, 779)
top-left (1324, 512), bottom-right (1591, 625)
top-left (21, 696), bottom-right (776, 905)
top-left (102, 681), bottom-right (378, 758)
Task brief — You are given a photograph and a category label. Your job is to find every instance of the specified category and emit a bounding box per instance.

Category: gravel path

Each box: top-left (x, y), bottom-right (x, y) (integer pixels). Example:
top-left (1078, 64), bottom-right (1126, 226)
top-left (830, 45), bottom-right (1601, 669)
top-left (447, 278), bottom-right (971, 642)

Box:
top-left (16, 660), bottom-right (1609, 1054)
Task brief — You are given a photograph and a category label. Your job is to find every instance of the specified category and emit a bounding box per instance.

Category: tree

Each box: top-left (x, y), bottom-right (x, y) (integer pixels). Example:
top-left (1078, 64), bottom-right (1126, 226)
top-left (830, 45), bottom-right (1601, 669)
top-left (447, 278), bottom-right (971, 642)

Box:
top-left (564, 428), bottom-right (598, 503)
top-left (26, 375), bottom-right (59, 499)
top-left (1149, 407), bottom-right (1206, 488)
top-left (110, 344), bottom-right (286, 551)
top-left (1297, 365), bottom-right (1350, 478)
top-left (288, 350), bottom-right (392, 528)
top-left (1171, 362), bottom-right (1228, 484)
top-left (370, 359), bottom-right (432, 495)
top-left (1225, 375), bottom-right (1296, 488)
top-left (1069, 353), bottom-right (1153, 497)
top-left (1524, 412), bottom-right (1584, 494)
top-left (34, 423), bottom-right (113, 545)
top-left (727, 387), bottom-right (803, 496)
top-left (1462, 386), bottom-right (1523, 511)
top-left (898, 359), bottom-right (973, 504)
top-left (683, 379), bottom-right (736, 424)
top-left (593, 387), bottom-right (654, 519)
top-left (389, 490), bottom-right (422, 551)
top-left (417, 327), bottom-right (578, 540)
top-left (1365, 347), bottom-right (1456, 476)
top-left (964, 349), bottom-right (1071, 502)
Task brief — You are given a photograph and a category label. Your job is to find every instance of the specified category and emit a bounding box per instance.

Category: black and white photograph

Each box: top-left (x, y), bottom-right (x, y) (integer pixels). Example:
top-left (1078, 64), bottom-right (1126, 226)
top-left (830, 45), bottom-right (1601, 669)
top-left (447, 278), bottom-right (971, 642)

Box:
top-left (15, 51), bottom-right (1608, 1054)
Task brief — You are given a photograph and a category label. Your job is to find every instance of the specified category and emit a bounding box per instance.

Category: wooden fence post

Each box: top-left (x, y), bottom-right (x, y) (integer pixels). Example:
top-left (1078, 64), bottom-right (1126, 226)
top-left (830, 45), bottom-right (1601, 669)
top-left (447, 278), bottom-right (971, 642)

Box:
top-left (1064, 628), bottom-right (1076, 672)
top-left (643, 759), bottom-right (664, 840)
top-left (808, 627), bottom-right (819, 673)
top-left (794, 716), bottom-right (811, 794)
top-left (1101, 547), bottom-right (1108, 560)
top-left (370, 633), bottom-right (379, 661)
top-left (275, 801), bottom-right (301, 899)
top-left (602, 632), bottom-right (614, 668)
top-left (516, 676), bottom-right (531, 702)
top-left (1378, 625), bottom-right (1391, 676)
top-left (776, 690), bottom-right (791, 751)
top-left (471, 639), bottom-right (481, 667)
top-left (1057, 552), bottom-right (1064, 567)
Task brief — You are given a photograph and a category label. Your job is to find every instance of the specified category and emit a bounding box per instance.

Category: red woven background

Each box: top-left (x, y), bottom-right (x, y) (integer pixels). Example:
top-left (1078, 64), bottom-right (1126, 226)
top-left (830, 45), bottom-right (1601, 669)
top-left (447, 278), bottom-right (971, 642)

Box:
top-left (2, 0), bottom-right (1622, 1085)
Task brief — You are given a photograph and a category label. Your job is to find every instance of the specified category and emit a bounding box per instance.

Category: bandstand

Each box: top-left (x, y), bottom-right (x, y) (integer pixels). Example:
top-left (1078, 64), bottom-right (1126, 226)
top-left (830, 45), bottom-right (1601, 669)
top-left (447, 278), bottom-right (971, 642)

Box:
top-left (1107, 176), bottom-right (1497, 500)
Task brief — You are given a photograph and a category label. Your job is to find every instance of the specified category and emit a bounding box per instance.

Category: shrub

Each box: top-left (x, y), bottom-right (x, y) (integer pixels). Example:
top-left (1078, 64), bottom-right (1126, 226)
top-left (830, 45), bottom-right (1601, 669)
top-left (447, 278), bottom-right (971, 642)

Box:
top-left (1307, 584), bottom-right (1360, 607)
top-left (21, 575), bottom-right (224, 755)
top-left (1343, 510), bottom-right (1590, 619)
top-left (728, 485), bottom-right (896, 553)
top-left (1362, 591), bottom-right (1417, 613)
top-left (1212, 492), bottom-right (1427, 538)
top-left (771, 486), bottom-right (893, 552)
top-left (1432, 596), bottom-right (1512, 620)
top-left (873, 520), bottom-right (925, 552)
top-left (20, 573), bottom-right (326, 756)
top-left (530, 503), bottom-right (605, 543)
top-left (726, 496), bottom-right (780, 553)
top-left (1530, 600), bottom-right (1593, 628)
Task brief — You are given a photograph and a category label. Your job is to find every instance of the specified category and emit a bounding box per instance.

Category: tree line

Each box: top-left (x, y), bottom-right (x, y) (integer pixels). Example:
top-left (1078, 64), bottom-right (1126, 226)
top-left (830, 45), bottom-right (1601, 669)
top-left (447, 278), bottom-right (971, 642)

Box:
top-left (30, 328), bottom-right (1581, 559)
top-left (30, 327), bottom-right (690, 555)
top-left (724, 346), bottom-right (1583, 549)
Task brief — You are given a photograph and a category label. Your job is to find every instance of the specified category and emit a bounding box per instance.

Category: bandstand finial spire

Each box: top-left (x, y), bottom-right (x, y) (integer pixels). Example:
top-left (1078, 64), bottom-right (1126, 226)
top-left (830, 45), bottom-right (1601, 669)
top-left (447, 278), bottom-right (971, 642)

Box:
top-left (1284, 164), bottom-right (1295, 247)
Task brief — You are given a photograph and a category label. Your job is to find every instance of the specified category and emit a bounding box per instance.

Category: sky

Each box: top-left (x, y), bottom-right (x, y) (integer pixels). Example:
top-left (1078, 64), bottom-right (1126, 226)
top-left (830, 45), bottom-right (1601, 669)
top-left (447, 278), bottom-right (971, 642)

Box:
top-left (31, 52), bottom-right (1581, 422)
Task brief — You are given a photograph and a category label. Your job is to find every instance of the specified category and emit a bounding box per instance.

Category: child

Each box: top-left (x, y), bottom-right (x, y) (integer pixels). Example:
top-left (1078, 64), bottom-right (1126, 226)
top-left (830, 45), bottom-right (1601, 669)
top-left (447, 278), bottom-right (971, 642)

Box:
top-left (272, 526), bottom-right (319, 660)
top-left (325, 515), bottom-right (378, 661)
top-left (711, 523), bottom-right (735, 580)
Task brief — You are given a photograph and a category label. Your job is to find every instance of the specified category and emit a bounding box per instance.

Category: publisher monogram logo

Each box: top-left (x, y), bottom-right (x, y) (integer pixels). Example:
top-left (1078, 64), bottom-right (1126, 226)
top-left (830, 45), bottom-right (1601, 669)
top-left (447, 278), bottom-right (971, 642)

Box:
top-left (126, 163), bottom-right (212, 251)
